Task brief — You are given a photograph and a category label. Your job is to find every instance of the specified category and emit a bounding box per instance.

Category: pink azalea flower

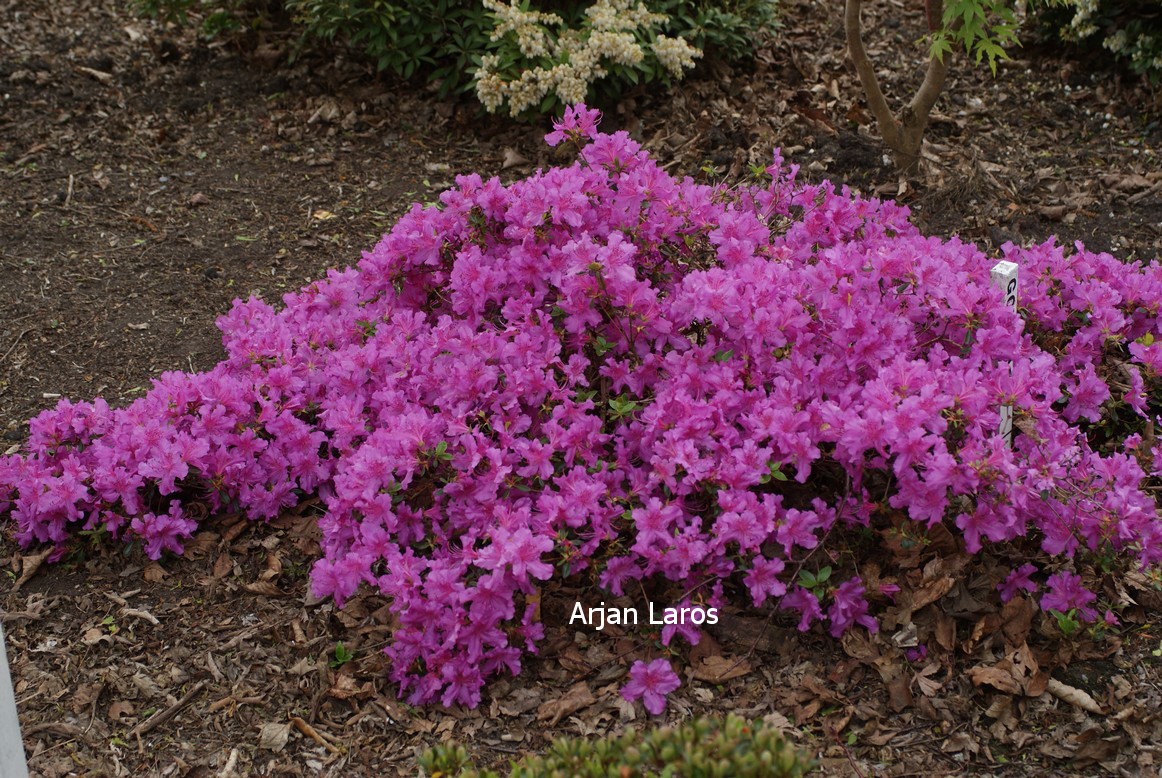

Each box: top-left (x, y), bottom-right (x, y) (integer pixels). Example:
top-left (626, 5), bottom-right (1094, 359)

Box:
top-left (997, 564), bottom-right (1038, 602)
top-left (621, 659), bottom-right (681, 715)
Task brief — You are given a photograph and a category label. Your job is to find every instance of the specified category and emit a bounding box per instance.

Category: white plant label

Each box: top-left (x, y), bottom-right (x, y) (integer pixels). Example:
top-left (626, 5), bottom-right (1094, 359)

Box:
top-left (0, 624), bottom-right (28, 778)
top-left (990, 260), bottom-right (1019, 448)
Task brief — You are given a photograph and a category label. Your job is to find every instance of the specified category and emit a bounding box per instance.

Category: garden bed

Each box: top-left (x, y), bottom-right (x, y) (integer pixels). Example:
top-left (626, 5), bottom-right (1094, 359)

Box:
top-left (2, 0), bottom-right (1162, 776)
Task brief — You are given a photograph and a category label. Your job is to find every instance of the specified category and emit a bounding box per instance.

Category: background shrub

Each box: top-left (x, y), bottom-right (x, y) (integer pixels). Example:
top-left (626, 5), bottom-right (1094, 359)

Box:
top-left (285, 0), bottom-right (495, 96)
top-left (420, 714), bottom-right (812, 777)
top-left (133, 0), bottom-right (779, 112)
top-left (1037, 0), bottom-right (1162, 82)
top-left (135, 0), bottom-right (279, 38)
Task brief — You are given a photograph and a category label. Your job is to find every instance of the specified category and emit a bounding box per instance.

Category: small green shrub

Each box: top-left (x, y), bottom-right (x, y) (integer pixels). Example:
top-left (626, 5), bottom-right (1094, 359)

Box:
top-left (134, 0), bottom-right (275, 37)
top-left (1037, 0), bottom-right (1162, 82)
top-left (420, 714), bottom-right (812, 778)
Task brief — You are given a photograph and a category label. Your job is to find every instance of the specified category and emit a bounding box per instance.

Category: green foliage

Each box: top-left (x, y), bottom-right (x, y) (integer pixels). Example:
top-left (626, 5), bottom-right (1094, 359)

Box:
top-left (917, 1), bottom-right (1082, 74)
top-left (134, 0), bottom-right (272, 37)
top-left (932, 0), bottom-right (1023, 72)
top-left (1037, 0), bottom-right (1162, 82)
top-left (130, 0), bottom-right (778, 112)
top-left (287, 0), bottom-right (494, 96)
top-left (330, 640), bottom-right (355, 668)
top-left (1050, 608), bottom-right (1081, 637)
top-left (758, 460), bottom-right (788, 484)
top-left (655, 0), bottom-right (780, 61)
top-left (420, 714), bottom-right (812, 777)
top-left (797, 565), bottom-right (831, 600)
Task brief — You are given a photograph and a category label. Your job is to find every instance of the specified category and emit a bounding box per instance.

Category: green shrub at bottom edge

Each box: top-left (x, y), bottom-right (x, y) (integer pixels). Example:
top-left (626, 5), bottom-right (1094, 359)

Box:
top-left (420, 713), bottom-right (814, 778)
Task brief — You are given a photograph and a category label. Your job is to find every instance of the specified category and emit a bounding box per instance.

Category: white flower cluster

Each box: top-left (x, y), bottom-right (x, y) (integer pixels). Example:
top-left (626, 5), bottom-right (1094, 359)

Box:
top-left (483, 0), bottom-right (561, 58)
top-left (585, 0), bottom-right (666, 32)
top-left (475, 0), bottom-right (702, 116)
top-left (653, 34), bottom-right (701, 77)
top-left (1060, 0), bottom-right (1100, 41)
top-left (1057, 0), bottom-right (1162, 75)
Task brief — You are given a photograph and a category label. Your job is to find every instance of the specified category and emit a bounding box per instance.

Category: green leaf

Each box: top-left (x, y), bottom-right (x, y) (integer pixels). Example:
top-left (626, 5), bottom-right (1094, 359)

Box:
top-left (331, 641), bottom-right (354, 668)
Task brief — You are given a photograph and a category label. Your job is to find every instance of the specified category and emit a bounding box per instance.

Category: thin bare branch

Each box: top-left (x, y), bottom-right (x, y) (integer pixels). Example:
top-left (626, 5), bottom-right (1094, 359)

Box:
top-left (846, 0), bottom-right (951, 170)
top-left (845, 0), bottom-right (900, 149)
top-left (904, 0), bottom-right (949, 131)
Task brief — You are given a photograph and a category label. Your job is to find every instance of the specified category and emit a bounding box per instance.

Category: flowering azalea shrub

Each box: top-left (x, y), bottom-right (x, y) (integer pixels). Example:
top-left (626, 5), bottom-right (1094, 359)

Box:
top-left (2, 106), bottom-right (1162, 712)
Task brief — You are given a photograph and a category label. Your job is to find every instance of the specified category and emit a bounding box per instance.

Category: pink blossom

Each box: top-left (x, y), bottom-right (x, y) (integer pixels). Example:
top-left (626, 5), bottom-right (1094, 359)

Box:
top-left (621, 659), bottom-right (681, 715)
top-left (1041, 570), bottom-right (1098, 622)
top-left (997, 564), bottom-right (1038, 602)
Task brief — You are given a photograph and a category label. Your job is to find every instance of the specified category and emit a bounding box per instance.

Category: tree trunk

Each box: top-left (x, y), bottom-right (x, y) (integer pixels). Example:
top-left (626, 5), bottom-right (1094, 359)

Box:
top-left (845, 0), bottom-right (949, 174)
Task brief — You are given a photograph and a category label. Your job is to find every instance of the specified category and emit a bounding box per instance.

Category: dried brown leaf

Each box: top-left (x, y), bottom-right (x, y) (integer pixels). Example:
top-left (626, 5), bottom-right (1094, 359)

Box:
top-left (143, 562), bottom-right (168, 583)
top-left (82, 627), bottom-right (111, 647)
top-left (691, 654), bottom-right (751, 683)
top-left (13, 549), bottom-right (52, 592)
top-left (211, 552), bottom-right (233, 580)
top-left (1045, 677), bottom-right (1103, 715)
top-left (327, 674), bottom-right (373, 700)
top-left (108, 700), bottom-right (135, 722)
top-left (968, 665), bottom-right (1022, 695)
top-left (183, 531), bottom-right (218, 559)
top-left (257, 721), bottom-right (291, 752)
top-left (887, 674), bottom-right (913, 712)
top-left (536, 682), bottom-right (595, 726)
top-left (934, 611), bottom-right (956, 652)
top-left (241, 581), bottom-right (285, 597)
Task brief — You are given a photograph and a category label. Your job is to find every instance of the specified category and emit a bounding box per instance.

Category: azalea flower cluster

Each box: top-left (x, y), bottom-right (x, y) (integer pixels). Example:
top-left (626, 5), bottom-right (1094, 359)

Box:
top-left (2, 106), bottom-right (1161, 711)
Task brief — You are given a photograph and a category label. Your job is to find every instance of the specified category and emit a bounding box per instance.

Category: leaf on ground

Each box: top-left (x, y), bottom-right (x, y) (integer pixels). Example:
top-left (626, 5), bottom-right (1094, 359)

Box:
top-left (910, 576), bottom-right (956, 613)
top-left (840, 629), bottom-right (880, 662)
top-left (934, 611), bottom-right (956, 651)
top-left (1046, 677), bottom-right (1103, 715)
top-left (143, 562), bottom-right (168, 583)
top-left (1000, 595), bottom-right (1035, 646)
top-left (13, 549), bottom-right (52, 592)
top-left (691, 654), bottom-right (751, 683)
top-left (968, 664), bottom-right (1023, 695)
top-left (985, 695), bottom-right (1018, 730)
top-left (71, 682), bottom-right (104, 715)
top-left (887, 674), bottom-right (913, 712)
top-left (211, 552), bottom-right (233, 580)
top-left (502, 148), bottom-right (530, 169)
top-left (762, 710), bottom-right (794, 734)
top-left (968, 643), bottom-right (1046, 697)
top-left (498, 687), bottom-right (541, 717)
top-left (327, 674), bottom-right (373, 700)
top-left (914, 663), bottom-right (943, 697)
top-left (257, 721), bottom-right (291, 752)
top-left (942, 731), bottom-right (979, 754)
top-left (183, 531), bottom-right (219, 560)
top-left (258, 551), bottom-right (283, 582)
top-left (536, 681), bottom-right (595, 726)
top-left (108, 700), bottom-right (134, 722)
top-left (82, 627), bottom-right (111, 647)
top-left (1008, 643), bottom-right (1048, 697)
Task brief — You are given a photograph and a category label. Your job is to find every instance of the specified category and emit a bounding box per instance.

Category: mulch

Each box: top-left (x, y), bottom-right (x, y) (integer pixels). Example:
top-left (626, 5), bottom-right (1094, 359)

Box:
top-left (2, 0), bottom-right (1161, 774)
